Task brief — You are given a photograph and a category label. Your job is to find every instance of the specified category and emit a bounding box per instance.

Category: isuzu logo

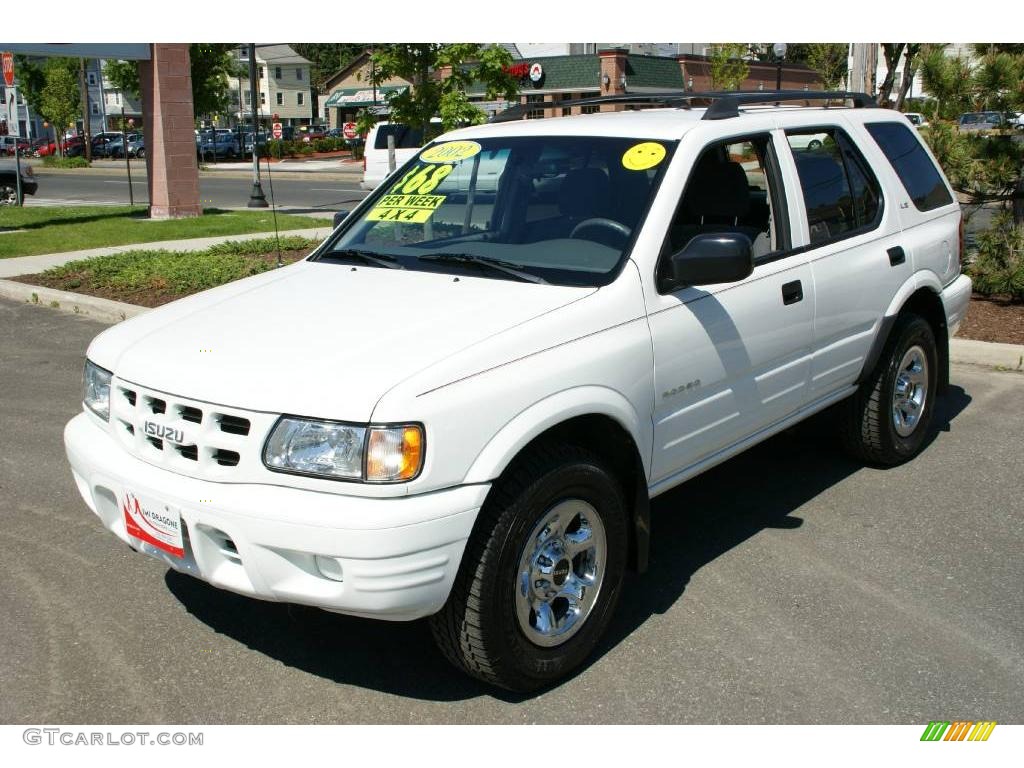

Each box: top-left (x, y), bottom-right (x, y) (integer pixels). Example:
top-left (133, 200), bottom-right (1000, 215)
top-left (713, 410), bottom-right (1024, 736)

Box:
top-left (143, 420), bottom-right (191, 446)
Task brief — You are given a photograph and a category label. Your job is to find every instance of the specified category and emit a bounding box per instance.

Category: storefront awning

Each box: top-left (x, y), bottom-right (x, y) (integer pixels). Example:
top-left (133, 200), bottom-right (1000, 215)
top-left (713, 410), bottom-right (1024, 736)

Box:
top-left (324, 85), bottom-right (407, 109)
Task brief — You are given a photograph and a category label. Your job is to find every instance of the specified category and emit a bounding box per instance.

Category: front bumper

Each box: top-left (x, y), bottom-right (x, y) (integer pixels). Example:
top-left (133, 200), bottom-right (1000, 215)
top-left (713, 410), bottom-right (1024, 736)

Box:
top-left (65, 413), bottom-right (488, 620)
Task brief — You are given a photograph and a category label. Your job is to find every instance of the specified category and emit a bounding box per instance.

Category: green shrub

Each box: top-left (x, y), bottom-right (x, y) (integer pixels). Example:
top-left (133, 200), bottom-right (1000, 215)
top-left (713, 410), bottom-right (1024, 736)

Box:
top-left (350, 143), bottom-right (364, 161)
top-left (967, 212), bottom-right (1024, 301)
top-left (42, 156), bottom-right (90, 169)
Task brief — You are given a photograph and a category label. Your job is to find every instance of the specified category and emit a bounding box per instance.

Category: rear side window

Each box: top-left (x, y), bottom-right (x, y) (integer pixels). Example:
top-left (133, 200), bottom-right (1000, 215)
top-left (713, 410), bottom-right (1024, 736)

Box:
top-left (786, 128), bottom-right (883, 246)
top-left (374, 124), bottom-right (424, 150)
top-left (865, 122), bottom-right (953, 212)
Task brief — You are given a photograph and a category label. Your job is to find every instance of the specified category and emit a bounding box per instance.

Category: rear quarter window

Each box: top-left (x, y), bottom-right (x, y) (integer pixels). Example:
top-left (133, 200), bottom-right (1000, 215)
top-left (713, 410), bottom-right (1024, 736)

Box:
top-left (865, 122), bottom-right (953, 212)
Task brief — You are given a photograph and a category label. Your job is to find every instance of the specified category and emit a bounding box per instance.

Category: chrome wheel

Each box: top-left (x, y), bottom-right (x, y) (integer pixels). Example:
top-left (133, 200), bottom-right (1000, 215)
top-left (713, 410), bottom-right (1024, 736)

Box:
top-left (892, 344), bottom-right (928, 437)
top-left (515, 499), bottom-right (607, 648)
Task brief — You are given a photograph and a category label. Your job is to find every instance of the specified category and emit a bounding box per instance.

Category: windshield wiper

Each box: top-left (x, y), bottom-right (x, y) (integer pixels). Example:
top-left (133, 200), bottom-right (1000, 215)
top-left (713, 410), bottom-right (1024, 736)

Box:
top-left (417, 253), bottom-right (548, 285)
top-left (323, 248), bottom-right (405, 270)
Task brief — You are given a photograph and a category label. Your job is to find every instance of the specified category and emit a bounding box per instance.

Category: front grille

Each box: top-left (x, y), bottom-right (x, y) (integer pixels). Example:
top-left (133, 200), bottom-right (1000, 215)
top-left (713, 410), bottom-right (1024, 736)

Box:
top-left (218, 414), bottom-right (251, 436)
top-left (112, 381), bottom-right (266, 481)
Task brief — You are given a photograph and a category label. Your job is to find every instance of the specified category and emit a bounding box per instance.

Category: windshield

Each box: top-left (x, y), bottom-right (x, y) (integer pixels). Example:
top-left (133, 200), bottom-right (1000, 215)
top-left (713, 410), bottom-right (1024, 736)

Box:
top-left (318, 135), bottom-right (675, 286)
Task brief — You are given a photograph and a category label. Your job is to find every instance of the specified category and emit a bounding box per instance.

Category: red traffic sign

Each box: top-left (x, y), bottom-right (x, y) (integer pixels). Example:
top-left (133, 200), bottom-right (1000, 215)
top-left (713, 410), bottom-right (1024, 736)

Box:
top-left (272, 122), bottom-right (283, 140)
top-left (2, 52), bottom-right (14, 87)
top-left (342, 122), bottom-right (358, 140)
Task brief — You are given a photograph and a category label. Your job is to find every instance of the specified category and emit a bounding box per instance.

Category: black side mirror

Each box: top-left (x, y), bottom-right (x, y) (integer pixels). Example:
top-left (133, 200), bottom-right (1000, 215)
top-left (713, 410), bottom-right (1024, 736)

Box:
top-left (670, 233), bottom-right (754, 287)
top-left (332, 210), bottom-right (351, 229)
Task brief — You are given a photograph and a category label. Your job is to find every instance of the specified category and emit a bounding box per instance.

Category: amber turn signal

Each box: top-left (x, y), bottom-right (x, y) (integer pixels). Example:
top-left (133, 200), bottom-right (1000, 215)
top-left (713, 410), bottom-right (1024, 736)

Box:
top-left (366, 425), bottom-right (424, 482)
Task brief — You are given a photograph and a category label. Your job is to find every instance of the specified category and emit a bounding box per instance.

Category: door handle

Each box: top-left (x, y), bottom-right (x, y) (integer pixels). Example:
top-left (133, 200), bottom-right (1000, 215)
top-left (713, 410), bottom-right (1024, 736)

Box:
top-left (781, 280), bottom-right (803, 305)
top-left (888, 246), bottom-right (906, 266)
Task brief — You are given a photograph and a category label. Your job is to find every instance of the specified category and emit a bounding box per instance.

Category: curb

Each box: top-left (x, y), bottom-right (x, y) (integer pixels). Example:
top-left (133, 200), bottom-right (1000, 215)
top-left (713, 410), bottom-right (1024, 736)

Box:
top-left (950, 337), bottom-right (1024, 372)
top-left (0, 279), bottom-right (148, 324)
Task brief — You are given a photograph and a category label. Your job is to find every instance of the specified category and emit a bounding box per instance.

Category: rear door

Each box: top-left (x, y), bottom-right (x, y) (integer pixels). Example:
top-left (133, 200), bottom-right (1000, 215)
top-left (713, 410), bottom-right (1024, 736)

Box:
top-left (861, 120), bottom-right (961, 288)
top-left (774, 116), bottom-right (910, 397)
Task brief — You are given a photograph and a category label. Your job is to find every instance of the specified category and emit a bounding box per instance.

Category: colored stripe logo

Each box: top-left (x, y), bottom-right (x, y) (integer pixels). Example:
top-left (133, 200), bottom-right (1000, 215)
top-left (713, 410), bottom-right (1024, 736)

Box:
top-left (920, 721), bottom-right (996, 741)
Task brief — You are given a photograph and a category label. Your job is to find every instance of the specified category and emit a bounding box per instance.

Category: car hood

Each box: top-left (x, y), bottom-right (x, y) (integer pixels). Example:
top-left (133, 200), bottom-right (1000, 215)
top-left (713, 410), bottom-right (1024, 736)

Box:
top-left (88, 260), bottom-right (593, 420)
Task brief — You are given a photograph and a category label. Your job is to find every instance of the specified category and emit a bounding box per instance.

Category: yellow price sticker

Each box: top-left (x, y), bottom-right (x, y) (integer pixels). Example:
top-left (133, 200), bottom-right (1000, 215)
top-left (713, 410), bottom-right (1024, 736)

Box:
top-left (419, 140), bottom-right (482, 164)
top-left (367, 193), bottom-right (446, 224)
top-left (621, 142), bottom-right (667, 171)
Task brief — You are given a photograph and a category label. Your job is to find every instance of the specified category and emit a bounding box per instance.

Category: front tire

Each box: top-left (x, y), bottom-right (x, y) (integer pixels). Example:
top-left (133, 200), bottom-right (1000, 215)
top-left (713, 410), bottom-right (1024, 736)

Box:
top-left (839, 313), bottom-right (938, 465)
top-left (430, 443), bottom-right (628, 692)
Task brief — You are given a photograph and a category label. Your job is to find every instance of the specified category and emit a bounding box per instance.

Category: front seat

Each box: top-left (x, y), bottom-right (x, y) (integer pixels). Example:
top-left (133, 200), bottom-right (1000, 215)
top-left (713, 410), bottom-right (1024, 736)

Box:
top-left (671, 156), bottom-right (762, 250)
top-left (526, 167), bottom-right (611, 242)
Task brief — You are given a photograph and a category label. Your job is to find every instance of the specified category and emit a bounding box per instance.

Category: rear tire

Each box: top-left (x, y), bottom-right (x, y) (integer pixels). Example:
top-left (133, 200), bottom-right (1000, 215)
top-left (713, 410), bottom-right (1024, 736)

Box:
top-left (839, 313), bottom-right (938, 465)
top-left (430, 443), bottom-right (628, 692)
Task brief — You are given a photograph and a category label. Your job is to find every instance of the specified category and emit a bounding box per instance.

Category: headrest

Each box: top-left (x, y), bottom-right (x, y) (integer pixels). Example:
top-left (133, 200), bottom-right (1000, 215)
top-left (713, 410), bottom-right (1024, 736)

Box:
top-left (559, 167), bottom-right (610, 218)
top-left (683, 156), bottom-right (751, 219)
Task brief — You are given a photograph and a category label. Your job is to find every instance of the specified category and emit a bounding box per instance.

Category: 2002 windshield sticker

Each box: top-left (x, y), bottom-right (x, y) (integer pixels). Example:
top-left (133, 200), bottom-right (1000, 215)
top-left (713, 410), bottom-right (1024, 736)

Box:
top-left (367, 164), bottom-right (453, 223)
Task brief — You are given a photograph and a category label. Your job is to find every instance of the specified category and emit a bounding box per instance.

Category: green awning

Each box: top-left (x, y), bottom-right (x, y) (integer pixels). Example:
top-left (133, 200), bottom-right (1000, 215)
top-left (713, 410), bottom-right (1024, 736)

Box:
top-left (324, 85), bottom-right (407, 108)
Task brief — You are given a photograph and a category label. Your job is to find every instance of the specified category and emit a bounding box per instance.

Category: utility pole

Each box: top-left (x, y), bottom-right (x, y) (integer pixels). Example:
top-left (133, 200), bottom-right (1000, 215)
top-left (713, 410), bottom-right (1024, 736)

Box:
top-left (78, 57), bottom-right (92, 162)
top-left (247, 43), bottom-right (268, 208)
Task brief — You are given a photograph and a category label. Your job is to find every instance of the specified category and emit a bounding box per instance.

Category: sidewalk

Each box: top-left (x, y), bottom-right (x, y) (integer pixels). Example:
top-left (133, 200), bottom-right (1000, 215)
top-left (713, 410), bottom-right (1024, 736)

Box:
top-left (0, 226), bottom-right (334, 279)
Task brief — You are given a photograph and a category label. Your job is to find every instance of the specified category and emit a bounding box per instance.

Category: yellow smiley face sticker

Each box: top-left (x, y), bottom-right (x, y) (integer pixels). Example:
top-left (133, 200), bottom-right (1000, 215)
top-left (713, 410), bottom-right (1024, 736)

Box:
top-left (621, 142), bottom-right (667, 171)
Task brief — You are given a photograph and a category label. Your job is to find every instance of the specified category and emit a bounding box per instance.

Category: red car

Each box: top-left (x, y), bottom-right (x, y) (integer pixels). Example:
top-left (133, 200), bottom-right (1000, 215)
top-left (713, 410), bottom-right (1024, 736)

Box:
top-left (35, 136), bottom-right (84, 157)
top-left (299, 126), bottom-right (328, 143)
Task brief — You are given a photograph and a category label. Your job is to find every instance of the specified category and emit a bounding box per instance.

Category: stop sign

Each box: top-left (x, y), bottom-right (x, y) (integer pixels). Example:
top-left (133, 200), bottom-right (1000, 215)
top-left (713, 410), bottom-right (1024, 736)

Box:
top-left (342, 122), bottom-right (358, 140)
top-left (272, 122), bottom-right (283, 140)
top-left (2, 52), bottom-right (14, 87)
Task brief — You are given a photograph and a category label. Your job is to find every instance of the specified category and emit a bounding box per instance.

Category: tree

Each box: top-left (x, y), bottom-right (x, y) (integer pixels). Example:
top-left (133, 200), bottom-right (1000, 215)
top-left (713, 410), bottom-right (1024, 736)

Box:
top-left (805, 43), bottom-right (848, 90)
top-left (361, 44), bottom-right (518, 138)
top-left (291, 44), bottom-right (371, 88)
top-left (39, 59), bottom-right (80, 155)
top-left (708, 44), bottom-right (750, 91)
top-left (923, 48), bottom-right (1024, 228)
top-left (919, 47), bottom-right (973, 119)
top-left (188, 44), bottom-right (239, 118)
top-left (103, 44), bottom-right (238, 121)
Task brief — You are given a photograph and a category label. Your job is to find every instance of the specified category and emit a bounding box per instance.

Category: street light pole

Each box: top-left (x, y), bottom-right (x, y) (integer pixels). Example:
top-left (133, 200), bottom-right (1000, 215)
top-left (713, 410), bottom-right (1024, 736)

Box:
top-left (773, 42), bottom-right (787, 92)
top-left (247, 43), bottom-right (268, 208)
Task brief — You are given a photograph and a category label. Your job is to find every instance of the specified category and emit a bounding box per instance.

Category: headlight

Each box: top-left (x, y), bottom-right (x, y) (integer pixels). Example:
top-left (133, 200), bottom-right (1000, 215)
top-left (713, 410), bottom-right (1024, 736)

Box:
top-left (263, 417), bottom-right (424, 483)
top-left (83, 360), bottom-right (112, 421)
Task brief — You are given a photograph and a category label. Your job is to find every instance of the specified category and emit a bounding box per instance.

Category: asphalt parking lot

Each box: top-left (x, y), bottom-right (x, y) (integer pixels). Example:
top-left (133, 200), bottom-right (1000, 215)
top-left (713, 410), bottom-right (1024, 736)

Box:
top-left (1, 296), bottom-right (1022, 724)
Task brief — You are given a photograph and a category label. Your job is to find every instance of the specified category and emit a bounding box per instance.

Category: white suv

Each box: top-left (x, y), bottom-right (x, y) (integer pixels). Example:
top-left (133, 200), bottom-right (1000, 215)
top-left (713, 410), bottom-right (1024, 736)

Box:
top-left (65, 92), bottom-right (972, 692)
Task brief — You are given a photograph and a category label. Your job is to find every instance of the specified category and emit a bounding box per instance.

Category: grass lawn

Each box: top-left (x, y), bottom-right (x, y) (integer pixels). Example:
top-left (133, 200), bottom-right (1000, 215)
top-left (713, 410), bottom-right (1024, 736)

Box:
top-left (10, 236), bottom-right (318, 307)
top-left (0, 206), bottom-right (324, 259)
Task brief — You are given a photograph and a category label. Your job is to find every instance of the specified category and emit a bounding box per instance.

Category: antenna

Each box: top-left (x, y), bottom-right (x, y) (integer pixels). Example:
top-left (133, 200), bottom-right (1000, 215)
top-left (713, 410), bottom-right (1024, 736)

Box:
top-left (255, 103), bottom-right (283, 269)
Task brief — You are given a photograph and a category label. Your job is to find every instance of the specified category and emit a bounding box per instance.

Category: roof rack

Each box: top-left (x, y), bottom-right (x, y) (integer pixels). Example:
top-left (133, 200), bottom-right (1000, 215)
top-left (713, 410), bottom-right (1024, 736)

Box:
top-left (488, 90), bottom-right (877, 123)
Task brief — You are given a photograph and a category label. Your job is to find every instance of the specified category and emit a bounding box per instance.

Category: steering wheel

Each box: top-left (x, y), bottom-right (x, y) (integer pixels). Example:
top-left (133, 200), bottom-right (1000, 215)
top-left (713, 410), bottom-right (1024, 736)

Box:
top-left (569, 217), bottom-right (632, 240)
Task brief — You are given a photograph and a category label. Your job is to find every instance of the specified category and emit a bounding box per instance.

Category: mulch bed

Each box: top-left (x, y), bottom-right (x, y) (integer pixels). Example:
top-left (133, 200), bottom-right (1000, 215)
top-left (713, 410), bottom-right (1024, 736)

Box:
top-left (9, 250), bottom-right (307, 309)
top-left (957, 294), bottom-right (1024, 345)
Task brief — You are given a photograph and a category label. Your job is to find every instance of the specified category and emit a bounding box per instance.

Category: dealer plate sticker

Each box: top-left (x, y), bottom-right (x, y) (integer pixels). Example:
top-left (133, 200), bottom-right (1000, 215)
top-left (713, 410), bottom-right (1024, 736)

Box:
top-left (122, 490), bottom-right (184, 558)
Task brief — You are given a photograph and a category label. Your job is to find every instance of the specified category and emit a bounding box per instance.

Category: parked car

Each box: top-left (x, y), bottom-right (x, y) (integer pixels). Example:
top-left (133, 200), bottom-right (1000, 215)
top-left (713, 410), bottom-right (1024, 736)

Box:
top-left (0, 136), bottom-right (32, 156)
top-left (360, 120), bottom-right (432, 190)
top-left (957, 111), bottom-right (1005, 133)
top-left (243, 131), bottom-right (269, 157)
top-left (197, 130), bottom-right (240, 159)
top-left (904, 112), bottom-right (928, 128)
top-left (108, 134), bottom-right (145, 159)
top-left (1006, 111), bottom-right (1024, 130)
top-left (0, 158), bottom-right (38, 204)
top-left (91, 132), bottom-right (125, 158)
top-left (35, 136), bottom-right (84, 157)
top-left (299, 126), bottom-right (328, 143)
top-left (65, 93), bottom-right (971, 692)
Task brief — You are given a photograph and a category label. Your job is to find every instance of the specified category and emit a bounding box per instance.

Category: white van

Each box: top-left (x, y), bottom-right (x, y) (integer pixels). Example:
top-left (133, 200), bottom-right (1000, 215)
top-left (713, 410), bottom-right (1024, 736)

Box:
top-left (360, 122), bottom-right (427, 191)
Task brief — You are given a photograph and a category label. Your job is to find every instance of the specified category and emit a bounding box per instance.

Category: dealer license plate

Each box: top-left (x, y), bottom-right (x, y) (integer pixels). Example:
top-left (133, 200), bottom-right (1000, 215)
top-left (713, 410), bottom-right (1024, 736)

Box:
top-left (121, 489), bottom-right (184, 558)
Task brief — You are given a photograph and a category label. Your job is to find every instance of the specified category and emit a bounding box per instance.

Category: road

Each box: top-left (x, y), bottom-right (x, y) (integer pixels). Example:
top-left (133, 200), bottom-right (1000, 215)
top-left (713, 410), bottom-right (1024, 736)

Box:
top-left (27, 166), bottom-right (369, 214)
top-left (1, 297), bottom-right (1022, 724)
